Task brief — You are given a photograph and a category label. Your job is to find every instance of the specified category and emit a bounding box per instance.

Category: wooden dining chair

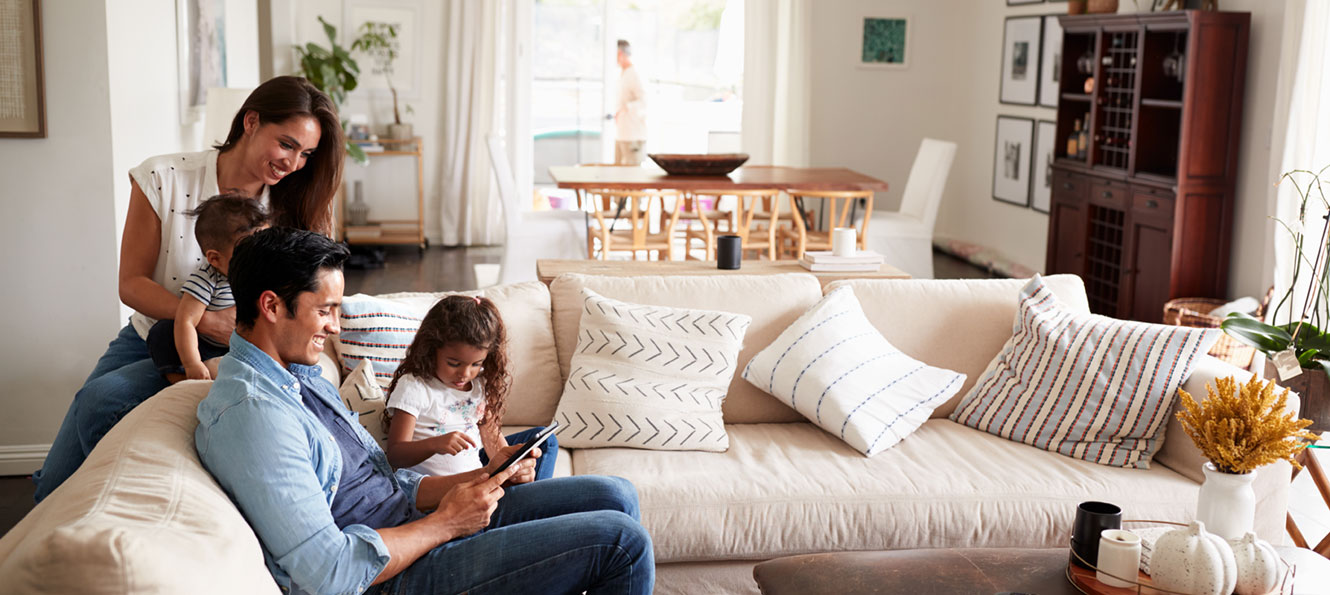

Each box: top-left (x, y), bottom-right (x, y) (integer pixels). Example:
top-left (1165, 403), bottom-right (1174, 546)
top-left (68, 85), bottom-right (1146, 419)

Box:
top-left (586, 189), bottom-right (684, 260)
top-left (687, 189), bottom-right (785, 260)
top-left (781, 189), bottom-right (875, 260)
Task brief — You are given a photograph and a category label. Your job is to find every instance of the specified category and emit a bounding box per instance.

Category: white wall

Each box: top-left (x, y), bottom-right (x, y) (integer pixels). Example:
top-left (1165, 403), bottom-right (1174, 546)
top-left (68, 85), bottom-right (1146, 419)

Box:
top-left (0, 2), bottom-right (120, 472)
top-left (275, 0), bottom-right (447, 244)
top-left (810, 1), bottom-right (1286, 300)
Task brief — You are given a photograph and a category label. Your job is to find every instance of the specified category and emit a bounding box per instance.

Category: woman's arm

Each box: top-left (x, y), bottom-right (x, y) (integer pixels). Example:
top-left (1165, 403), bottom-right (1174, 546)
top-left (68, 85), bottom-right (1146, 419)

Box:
top-left (384, 410), bottom-right (478, 469)
top-left (119, 179), bottom-right (177, 320)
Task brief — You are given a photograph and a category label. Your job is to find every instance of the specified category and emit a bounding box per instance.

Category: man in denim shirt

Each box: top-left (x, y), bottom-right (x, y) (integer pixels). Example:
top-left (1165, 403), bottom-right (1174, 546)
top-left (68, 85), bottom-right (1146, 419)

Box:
top-left (195, 228), bottom-right (654, 594)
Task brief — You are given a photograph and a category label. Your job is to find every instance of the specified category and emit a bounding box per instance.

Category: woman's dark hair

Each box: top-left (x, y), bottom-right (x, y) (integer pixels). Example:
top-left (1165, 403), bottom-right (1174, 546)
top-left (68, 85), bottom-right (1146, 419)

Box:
top-left (229, 227), bottom-right (349, 329)
top-left (216, 76), bottom-right (344, 236)
top-left (385, 296), bottom-right (512, 433)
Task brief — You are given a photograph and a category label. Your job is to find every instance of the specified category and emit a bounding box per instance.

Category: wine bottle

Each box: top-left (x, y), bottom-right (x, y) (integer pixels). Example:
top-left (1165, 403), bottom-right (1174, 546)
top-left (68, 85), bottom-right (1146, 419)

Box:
top-left (1068, 119), bottom-right (1081, 158)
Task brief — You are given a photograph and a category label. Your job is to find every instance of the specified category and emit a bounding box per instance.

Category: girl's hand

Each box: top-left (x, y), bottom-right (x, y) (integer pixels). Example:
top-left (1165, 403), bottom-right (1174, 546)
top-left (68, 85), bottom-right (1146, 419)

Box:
top-left (430, 431), bottom-right (478, 456)
top-left (483, 444), bottom-right (540, 487)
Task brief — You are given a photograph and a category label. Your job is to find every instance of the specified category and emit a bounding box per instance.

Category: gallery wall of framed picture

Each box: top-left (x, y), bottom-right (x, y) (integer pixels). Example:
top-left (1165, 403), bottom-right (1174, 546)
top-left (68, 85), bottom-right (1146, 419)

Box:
top-left (992, 3), bottom-right (1066, 214)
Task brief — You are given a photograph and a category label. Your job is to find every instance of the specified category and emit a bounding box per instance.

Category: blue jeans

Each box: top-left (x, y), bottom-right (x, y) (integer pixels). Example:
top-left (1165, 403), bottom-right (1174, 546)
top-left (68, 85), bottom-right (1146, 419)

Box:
top-left (367, 475), bottom-right (653, 594)
top-left (33, 324), bottom-right (170, 502)
top-left (480, 427), bottom-right (559, 482)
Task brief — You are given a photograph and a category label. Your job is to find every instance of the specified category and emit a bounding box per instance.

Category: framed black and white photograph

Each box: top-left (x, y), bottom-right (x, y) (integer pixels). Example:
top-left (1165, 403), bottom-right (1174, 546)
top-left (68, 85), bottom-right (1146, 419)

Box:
top-left (1039, 15), bottom-right (1063, 108)
top-left (176, 0), bottom-right (227, 124)
top-left (1031, 120), bottom-right (1057, 213)
top-left (999, 16), bottom-right (1042, 106)
top-left (0, 0), bottom-right (45, 137)
top-left (993, 116), bottom-right (1034, 206)
top-left (858, 15), bottom-right (909, 69)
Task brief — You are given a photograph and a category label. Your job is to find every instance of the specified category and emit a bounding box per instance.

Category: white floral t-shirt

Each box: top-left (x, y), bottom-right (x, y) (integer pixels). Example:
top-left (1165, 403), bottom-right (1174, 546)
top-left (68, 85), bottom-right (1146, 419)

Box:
top-left (386, 374), bottom-right (486, 476)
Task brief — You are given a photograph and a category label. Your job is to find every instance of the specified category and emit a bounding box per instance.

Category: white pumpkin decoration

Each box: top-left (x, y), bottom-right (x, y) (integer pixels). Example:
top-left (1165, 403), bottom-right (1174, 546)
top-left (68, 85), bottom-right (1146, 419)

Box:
top-left (1229, 532), bottom-right (1281, 595)
top-left (1149, 521), bottom-right (1236, 595)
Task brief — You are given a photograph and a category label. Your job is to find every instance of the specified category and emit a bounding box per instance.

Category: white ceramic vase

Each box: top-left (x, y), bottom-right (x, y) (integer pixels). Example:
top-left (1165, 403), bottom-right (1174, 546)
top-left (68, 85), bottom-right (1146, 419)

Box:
top-left (1195, 462), bottom-right (1256, 541)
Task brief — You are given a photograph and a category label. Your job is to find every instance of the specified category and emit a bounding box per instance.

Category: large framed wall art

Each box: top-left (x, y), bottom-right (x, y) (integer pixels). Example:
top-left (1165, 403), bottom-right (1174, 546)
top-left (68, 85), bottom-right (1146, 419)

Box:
top-left (0, 0), bottom-right (46, 137)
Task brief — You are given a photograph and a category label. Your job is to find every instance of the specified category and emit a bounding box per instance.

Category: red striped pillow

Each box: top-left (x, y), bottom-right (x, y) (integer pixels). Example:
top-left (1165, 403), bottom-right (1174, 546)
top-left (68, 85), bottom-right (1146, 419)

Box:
top-left (949, 275), bottom-right (1218, 468)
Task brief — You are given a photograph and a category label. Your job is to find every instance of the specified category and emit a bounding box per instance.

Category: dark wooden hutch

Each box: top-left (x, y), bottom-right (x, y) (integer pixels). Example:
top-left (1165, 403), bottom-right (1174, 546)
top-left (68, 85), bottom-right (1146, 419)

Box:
top-left (1045, 10), bottom-right (1249, 322)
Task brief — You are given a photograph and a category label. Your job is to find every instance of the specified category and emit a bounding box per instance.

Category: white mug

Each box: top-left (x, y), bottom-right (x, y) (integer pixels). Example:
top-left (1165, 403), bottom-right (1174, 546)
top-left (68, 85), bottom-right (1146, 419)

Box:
top-left (832, 227), bottom-right (857, 257)
top-left (1096, 529), bottom-right (1141, 588)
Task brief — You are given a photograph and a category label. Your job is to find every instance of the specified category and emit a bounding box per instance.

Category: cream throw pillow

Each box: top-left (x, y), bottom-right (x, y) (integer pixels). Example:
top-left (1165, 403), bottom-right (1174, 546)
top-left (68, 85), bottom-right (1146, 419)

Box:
top-left (339, 359), bottom-right (389, 448)
top-left (553, 289), bottom-right (752, 451)
top-left (742, 286), bottom-right (966, 456)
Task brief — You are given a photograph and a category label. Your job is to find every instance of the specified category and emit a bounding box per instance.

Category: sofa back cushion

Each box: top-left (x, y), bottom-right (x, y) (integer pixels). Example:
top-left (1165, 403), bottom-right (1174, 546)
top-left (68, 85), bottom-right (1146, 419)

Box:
top-left (0, 382), bottom-right (279, 594)
top-left (825, 274), bottom-right (1089, 418)
top-left (550, 273), bottom-right (824, 424)
top-left (331, 281), bottom-right (563, 427)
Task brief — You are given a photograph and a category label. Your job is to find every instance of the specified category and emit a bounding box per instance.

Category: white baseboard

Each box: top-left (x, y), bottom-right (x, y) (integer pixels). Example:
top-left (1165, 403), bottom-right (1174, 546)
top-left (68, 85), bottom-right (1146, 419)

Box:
top-left (0, 444), bottom-right (48, 476)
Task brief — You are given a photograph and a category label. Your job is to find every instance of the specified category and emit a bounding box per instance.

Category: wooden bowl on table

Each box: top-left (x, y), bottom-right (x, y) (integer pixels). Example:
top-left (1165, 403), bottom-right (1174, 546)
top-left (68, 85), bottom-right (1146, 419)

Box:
top-left (648, 153), bottom-right (749, 176)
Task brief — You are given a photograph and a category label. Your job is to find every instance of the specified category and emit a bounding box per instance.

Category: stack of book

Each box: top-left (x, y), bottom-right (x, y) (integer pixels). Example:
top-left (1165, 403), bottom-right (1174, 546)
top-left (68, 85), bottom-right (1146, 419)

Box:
top-left (799, 250), bottom-right (884, 272)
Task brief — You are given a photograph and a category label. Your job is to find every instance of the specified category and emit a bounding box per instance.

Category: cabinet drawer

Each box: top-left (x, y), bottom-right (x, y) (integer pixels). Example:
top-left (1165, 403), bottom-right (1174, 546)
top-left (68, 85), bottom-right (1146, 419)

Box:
top-left (1051, 170), bottom-right (1089, 203)
top-left (1131, 190), bottom-right (1175, 221)
top-left (1089, 180), bottom-right (1129, 209)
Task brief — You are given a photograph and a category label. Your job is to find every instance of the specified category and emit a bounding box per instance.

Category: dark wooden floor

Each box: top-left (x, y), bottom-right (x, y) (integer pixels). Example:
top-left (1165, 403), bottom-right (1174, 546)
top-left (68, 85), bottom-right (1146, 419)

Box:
top-left (0, 248), bottom-right (987, 538)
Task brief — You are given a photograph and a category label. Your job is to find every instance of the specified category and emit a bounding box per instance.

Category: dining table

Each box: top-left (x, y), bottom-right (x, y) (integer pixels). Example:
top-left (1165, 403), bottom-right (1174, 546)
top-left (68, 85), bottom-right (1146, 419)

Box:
top-left (547, 164), bottom-right (889, 193)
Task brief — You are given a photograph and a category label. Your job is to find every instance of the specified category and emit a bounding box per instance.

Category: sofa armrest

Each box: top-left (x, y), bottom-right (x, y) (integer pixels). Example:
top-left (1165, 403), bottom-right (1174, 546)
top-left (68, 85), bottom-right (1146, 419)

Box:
top-left (1155, 355), bottom-right (1298, 544)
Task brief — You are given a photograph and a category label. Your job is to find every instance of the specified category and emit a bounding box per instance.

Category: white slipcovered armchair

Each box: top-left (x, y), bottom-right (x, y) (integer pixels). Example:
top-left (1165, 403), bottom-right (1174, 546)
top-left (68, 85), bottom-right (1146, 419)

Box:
top-left (865, 138), bottom-right (957, 279)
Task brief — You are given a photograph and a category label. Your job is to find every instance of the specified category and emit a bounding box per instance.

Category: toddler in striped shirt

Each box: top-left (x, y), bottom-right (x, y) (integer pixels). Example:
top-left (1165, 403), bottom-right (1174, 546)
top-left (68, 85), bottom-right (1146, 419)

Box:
top-left (147, 194), bottom-right (268, 382)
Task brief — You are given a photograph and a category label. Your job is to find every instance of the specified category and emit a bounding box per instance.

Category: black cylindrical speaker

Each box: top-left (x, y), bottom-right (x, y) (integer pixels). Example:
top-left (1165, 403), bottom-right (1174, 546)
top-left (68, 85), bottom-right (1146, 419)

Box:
top-left (717, 235), bottom-right (741, 270)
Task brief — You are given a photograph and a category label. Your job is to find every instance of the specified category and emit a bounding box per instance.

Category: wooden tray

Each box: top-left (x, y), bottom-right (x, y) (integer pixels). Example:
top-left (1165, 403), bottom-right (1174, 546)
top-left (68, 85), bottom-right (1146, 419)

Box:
top-left (1067, 562), bottom-right (1176, 595)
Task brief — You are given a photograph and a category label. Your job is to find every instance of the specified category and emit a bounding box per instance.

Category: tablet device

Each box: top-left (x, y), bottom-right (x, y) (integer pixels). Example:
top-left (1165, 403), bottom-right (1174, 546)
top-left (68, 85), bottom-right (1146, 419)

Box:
top-left (490, 421), bottom-right (560, 475)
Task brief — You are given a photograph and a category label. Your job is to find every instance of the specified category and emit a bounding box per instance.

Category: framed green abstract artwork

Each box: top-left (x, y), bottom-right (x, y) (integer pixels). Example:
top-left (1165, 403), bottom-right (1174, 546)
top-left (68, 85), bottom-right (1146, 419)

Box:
top-left (859, 16), bottom-right (909, 69)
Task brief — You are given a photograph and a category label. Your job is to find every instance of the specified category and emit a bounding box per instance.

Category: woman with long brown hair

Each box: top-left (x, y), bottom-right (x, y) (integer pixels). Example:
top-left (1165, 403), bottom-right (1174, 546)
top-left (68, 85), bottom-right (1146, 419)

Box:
top-left (34, 76), bottom-right (345, 501)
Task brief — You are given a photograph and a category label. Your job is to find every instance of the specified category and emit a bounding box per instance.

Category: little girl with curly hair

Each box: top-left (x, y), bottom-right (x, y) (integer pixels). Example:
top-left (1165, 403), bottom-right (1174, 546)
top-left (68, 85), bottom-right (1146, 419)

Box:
top-left (384, 295), bottom-right (557, 479)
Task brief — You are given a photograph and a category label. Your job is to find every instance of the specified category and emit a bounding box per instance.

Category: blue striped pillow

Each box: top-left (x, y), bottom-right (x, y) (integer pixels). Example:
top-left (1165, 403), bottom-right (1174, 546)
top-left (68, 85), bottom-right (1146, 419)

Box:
top-left (742, 286), bottom-right (966, 456)
top-left (336, 295), bottom-right (425, 388)
top-left (949, 275), bottom-right (1218, 468)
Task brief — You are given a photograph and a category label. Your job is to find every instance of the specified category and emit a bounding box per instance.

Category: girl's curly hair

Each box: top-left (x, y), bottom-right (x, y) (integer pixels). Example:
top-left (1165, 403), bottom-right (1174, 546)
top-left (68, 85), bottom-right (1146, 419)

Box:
top-left (383, 295), bottom-right (511, 433)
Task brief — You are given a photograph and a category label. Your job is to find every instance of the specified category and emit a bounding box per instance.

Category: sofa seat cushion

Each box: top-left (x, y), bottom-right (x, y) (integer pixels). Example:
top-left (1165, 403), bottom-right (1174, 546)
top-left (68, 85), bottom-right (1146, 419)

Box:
top-left (0, 382), bottom-right (280, 594)
top-left (571, 420), bottom-right (1201, 564)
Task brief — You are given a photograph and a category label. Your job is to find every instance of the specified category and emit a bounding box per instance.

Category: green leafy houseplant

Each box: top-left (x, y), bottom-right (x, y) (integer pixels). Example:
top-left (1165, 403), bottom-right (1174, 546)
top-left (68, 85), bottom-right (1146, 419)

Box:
top-left (1222, 166), bottom-right (1330, 378)
top-left (293, 16), bottom-right (367, 164)
top-left (350, 22), bottom-right (412, 127)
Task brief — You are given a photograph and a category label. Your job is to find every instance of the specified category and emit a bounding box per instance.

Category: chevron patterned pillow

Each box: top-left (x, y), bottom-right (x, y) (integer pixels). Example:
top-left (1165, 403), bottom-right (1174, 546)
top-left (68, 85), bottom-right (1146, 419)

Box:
top-left (553, 289), bottom-right (752, 451)
top-left (741, 286), bottom-right (966, 456)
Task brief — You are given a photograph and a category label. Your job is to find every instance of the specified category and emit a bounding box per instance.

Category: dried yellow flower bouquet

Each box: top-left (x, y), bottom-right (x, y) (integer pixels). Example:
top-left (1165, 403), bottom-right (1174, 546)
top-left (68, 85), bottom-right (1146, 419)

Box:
top-left (1176, 375), bottom-right (1318, 474)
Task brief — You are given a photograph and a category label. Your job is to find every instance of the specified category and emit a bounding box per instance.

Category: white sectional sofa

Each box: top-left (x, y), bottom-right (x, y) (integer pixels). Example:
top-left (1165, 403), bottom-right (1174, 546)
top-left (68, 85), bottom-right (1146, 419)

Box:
top-left (0, 273), bottom-right (1292, 594)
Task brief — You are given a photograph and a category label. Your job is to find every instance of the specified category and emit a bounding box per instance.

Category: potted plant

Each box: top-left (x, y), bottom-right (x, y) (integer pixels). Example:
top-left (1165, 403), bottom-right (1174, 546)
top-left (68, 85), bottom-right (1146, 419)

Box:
top-left (1175, 376), bottom-right (1316, 540)
top-left (293, 16), bottom-right (367, 164)
top-left (351, 22), bottom-right (413, 141)
top-left (1222, 167), bottom-right (1330, 432)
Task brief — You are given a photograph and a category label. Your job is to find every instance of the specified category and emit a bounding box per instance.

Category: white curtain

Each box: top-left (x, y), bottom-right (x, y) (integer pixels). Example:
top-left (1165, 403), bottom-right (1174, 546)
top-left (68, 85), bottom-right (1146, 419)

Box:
top-left (1271, 0), bottom-right (1330, 326)
top-left (438, 0), bottom-right (504, 246)
top-left (741, 0), bottom-right (811, 167)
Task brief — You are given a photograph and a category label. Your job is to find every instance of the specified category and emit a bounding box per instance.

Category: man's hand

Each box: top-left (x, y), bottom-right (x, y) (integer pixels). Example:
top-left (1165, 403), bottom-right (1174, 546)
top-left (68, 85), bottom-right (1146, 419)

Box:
top-left (430, 431), bottom-right (478, 456)
top-left (184, 361), bottom-right (212, 380)
top-left (197, 308), bottom-right (237, 345)
top-left (430, 467), bottom-right (517, 540)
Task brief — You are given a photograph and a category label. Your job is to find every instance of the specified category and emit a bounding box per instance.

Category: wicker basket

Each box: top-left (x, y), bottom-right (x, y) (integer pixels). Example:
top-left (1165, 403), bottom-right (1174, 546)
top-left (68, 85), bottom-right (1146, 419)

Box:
top-left (1163, 297), bottom-right (1262, 369)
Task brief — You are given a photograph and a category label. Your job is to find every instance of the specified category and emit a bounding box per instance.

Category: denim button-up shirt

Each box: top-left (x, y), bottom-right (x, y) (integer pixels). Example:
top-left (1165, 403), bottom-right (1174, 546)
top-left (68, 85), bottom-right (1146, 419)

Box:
top-left (196, 333), bottom-right (424, 595)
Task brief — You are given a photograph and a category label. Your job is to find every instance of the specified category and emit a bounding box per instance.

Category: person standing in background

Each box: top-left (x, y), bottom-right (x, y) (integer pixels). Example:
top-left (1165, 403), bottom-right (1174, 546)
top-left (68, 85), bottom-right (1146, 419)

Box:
top-left (614, 39), bottom-right (647, 165)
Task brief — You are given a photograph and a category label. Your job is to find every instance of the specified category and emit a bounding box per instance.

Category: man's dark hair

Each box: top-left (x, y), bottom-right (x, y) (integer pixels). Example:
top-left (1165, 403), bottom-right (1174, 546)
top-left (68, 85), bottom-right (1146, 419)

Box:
top-left (617, 39), bottom-right (631, 56)
top-left (188, 194), bottom-right (269, 252)
top-left (229, 227), bottom-right (349, 329)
